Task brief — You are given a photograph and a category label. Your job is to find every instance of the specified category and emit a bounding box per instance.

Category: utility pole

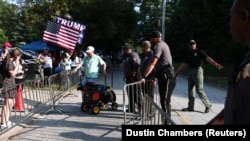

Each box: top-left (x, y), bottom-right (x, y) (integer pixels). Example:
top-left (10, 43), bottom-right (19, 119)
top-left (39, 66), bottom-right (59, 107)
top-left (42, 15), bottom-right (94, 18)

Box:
top-left (161, 0), bottom-right (166, 41)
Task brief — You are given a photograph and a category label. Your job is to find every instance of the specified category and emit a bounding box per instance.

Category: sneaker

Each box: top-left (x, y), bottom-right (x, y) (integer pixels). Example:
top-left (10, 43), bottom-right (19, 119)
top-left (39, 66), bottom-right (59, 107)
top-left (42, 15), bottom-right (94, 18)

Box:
top-left (182, 107), bottom-right (194, 112)
top-left (1, 121), bottom-right (15, 128)
top-left (205, 105), bottom-right (211, 113)
top-left (1, 123), bottom-right (7, 128)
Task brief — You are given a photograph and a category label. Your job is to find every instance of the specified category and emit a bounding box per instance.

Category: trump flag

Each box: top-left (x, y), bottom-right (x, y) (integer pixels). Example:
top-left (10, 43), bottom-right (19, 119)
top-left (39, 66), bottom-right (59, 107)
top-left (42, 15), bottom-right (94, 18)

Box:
top-left (43, 16), bottom-right (87, 51)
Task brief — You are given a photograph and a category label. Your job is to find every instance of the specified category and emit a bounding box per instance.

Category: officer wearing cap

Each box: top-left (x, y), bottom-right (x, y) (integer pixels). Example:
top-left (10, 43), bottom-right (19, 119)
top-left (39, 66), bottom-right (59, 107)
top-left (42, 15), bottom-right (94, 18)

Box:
top-left (141, 30), bottom-right (175, 124)
top-left (123, 43), bottom-right (141, 113)
top-left (175, 39), bottom-right (223, 113)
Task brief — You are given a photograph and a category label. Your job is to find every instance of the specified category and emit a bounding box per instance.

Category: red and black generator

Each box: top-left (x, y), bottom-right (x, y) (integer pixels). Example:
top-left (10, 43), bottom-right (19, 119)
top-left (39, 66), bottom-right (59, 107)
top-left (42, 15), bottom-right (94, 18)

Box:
top-left (77, 75), bottom-right (118, 114)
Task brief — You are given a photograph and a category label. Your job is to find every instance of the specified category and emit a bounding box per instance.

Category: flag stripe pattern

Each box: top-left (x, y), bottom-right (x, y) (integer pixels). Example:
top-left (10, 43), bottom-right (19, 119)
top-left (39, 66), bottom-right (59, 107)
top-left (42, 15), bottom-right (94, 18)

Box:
top-left (43, 21), bottom-right (80, 50)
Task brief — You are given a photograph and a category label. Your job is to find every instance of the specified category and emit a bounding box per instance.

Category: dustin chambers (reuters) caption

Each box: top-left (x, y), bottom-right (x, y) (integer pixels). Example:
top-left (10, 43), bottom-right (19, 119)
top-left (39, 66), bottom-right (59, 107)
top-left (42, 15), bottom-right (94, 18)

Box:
top-left (122, 125), bottom-right (250, 140)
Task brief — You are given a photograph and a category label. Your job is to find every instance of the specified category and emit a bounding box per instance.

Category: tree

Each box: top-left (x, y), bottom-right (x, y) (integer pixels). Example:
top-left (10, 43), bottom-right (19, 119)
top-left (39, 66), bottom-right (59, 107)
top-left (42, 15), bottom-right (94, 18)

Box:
top-left (71, 0), bottom-right (138, 52)
top-left (0, 28), bottom-right (8, 43)
top-left (136, 0), bottom-right (162, 43)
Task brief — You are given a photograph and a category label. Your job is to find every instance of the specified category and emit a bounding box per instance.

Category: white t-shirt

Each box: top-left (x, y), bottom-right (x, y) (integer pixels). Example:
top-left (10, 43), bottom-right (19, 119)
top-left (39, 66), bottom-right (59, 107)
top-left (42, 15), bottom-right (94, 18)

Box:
top-left (43, 56), bottom-right (53, 68)
top-left (71, 56), bottom-right (80, 67)
top-left (14, 60), bottom-right (25, 79)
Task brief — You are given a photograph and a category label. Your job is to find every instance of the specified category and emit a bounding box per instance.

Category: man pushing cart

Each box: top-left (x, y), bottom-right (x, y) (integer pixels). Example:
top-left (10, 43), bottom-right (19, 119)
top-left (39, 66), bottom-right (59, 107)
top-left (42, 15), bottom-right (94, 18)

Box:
top-left (73, 46), bottom-right (118, 114)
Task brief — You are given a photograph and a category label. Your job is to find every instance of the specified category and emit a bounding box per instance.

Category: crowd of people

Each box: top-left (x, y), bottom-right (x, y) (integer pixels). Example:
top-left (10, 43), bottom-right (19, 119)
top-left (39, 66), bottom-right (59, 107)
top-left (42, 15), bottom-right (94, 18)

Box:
top-left (33, 48), bottom-right (88, 87)
top-left (0, 44), bottom-right (90, 128)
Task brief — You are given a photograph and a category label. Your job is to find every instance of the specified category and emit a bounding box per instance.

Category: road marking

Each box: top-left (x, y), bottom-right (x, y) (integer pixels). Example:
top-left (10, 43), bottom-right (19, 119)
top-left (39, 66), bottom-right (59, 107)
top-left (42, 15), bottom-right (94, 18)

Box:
top-left (176, 111), bottom-right (192, 125)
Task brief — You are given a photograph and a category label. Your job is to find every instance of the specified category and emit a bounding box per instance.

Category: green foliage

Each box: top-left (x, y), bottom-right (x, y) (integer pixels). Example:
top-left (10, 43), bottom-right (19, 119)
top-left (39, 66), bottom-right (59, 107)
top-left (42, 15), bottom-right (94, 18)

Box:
top-left (136, 0), bottom-right (163, 42)
top-left (0, 0), bottom-right (243, 66)
top-left (166, 0), bottom-right (234, 62)
top-left (0, 28), bottom-right (8, 43)
top-left (71, 0), bottom-right (138, 52)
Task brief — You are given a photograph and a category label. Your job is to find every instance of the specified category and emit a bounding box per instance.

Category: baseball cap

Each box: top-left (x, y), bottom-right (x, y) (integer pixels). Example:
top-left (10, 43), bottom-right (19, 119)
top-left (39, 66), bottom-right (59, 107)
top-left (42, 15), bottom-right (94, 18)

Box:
top-left (189, 40), bottom-right (196, 44)
top-left (151, 30), bottom-right (162, 38)
top-left (3, 42), bottom-right (12, 48)
top-left (86, 46), bottom-right (95, 53)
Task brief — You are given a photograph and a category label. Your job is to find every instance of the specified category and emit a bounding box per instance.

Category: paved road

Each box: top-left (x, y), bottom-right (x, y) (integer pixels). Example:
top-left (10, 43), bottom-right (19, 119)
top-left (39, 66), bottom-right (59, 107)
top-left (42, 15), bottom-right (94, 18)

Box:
top-left (171, 75), bottom-right (226, 125)
top-left (0, 67), bottom-right (226, 141)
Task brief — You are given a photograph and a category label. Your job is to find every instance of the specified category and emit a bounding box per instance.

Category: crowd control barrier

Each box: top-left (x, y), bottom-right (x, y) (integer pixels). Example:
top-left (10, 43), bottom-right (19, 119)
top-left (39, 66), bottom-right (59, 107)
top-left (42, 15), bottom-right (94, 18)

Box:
top-left (123, 79), bottom-right (176, 125)
top-left (0, 69), bottom-right (80, 134)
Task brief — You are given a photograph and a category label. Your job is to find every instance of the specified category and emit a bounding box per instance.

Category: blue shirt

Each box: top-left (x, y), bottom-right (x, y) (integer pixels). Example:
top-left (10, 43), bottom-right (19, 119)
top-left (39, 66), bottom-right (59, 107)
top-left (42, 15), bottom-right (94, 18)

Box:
top-left (81, 54), bottom-right (105, 78)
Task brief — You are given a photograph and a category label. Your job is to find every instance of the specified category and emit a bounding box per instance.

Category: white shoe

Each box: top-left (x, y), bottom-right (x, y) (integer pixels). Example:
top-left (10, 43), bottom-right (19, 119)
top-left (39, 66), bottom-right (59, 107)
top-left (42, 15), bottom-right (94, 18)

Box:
top-left (1, 121), bottom-right (15, 128)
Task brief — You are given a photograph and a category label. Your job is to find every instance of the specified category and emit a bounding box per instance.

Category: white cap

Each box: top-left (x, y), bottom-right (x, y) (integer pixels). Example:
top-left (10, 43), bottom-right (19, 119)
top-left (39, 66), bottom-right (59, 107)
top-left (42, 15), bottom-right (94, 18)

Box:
top-left (86, 46), bottom-right (95, 53)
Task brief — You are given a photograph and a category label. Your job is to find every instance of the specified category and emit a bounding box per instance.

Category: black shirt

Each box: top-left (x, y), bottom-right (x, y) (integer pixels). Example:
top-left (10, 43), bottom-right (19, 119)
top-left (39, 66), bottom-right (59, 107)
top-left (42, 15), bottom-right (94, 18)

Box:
top-left (184, 48), bottom-right (208, 68)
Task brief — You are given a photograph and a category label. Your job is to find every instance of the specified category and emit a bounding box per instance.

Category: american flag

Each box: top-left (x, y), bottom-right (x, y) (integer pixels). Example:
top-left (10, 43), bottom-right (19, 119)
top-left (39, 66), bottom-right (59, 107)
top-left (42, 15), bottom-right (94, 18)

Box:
top-left (43, 21), bottom-right (80, 50)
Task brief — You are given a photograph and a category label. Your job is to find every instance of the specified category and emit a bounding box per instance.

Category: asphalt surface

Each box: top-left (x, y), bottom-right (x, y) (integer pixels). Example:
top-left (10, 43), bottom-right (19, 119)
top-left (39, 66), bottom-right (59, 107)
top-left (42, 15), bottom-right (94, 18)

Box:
top-left (0, 66), bottom-right (227, 141)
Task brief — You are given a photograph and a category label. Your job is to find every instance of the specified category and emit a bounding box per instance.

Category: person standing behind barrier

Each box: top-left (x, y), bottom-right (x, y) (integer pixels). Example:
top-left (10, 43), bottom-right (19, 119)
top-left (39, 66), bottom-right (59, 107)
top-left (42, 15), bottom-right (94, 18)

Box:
top-left (14, 56), bottom-right (28, 89)
top-left (70, 51), bottom-right (80, 70)
top-left (73, 46), bottom-right (106, 86)
top-left (69, 50), bottom-right (80, 84)
top-left (59, 52), bottom-right (72, 88)
top-left (0, 42), bottom-right (12, 87)
top-left (77, 51), bottom-right (86, 80)
top-left (0, 42), bottom-right (11, 59)
top-left (139, 40), bottom-right (156, 118)
top-left (43, 48), bottom-right (53, 86)
top-left (139, 40), bottom-right (155, 98)
top-left (59, 52), bottom-right (72, 71)
top-left (208, 0), bottom-right (250, 124)
top-left (34, 53), bottom-right (46, 87)
top-left (141, 30), bottom-right (176, 124)
top-left (123, 43), bottom-right (141, 113)
top-left (175, 39), bottom-right (223, 113)
top-left (1, 48), bottom-right (21, 128)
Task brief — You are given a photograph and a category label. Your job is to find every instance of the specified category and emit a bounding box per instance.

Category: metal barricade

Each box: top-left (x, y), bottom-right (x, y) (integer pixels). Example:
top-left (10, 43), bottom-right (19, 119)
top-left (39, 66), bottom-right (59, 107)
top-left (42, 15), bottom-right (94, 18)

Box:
top-left (0, 81), bottom-right (51, 134)
top-left (123, 80), bottom-right (143, 125)
top-left (123, 79), bottom-right (176, 125)
top-left (0, 69), bottom-right (80, 134)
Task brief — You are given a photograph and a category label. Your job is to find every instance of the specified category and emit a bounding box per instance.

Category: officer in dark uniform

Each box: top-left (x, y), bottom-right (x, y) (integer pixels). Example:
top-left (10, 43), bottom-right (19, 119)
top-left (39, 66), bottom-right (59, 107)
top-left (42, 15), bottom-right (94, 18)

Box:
top-left (175, 39), bottom-right (223, 113)
top-left (208, 0), bottom-right (250, 124)
top-left (123, 43), bottom-right (141, 113)
top-left (141, 30), bottom-right (176, 124)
